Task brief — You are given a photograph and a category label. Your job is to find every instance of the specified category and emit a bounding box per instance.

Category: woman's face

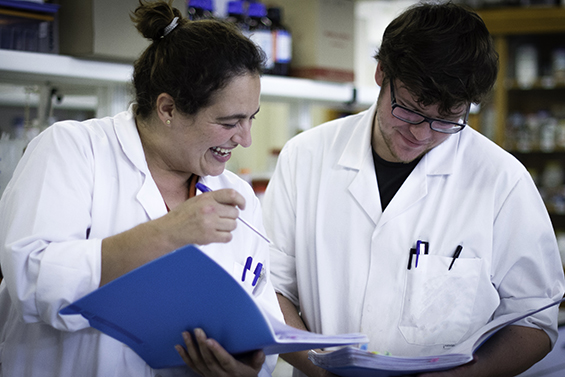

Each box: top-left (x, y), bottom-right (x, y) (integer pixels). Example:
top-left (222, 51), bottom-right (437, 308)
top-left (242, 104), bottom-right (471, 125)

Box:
top-left (162, 73), bottom-right (261, 178)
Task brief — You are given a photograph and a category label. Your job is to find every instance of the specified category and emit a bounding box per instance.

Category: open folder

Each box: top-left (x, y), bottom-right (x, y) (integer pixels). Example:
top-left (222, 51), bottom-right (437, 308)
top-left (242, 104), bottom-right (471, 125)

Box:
top-left (308, 296), bottom-right (565, 377)
top-left (59, 244), bottom-right (368, 369)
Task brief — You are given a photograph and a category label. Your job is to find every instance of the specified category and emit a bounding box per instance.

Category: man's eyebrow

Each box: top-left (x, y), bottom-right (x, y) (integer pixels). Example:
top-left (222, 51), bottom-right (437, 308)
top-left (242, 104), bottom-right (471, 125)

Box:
top-left (215, 107), bottom-right (260, 121)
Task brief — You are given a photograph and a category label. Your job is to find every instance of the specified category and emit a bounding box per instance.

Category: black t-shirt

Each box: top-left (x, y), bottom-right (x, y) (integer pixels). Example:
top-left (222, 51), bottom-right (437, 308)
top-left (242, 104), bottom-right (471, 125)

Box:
top-left (372, 149), bottom-right (421, 210)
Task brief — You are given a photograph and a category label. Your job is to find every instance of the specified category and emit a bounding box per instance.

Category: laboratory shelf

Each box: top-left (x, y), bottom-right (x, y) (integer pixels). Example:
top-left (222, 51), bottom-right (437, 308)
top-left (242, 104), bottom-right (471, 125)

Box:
top-left (0, 49), bottom-right (378, 109)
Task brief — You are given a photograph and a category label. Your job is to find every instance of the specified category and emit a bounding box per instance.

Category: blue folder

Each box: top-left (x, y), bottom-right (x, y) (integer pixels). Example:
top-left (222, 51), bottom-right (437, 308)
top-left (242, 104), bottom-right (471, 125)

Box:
top-left (60, 244), bottom-right (368, 369)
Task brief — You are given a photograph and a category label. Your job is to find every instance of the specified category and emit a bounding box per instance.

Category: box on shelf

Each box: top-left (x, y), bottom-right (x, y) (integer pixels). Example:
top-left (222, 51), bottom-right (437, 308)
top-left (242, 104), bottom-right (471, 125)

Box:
top-left (57, 0), bottom-right (152, 62)
top-left (267, 0), bottom-right (355, 83)
top-left (0, 0), bottom-right (59, 54)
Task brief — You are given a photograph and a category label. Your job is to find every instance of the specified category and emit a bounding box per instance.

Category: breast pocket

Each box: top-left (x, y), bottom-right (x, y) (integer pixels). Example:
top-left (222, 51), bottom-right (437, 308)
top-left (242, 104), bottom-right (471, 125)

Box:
top-left (399, 254), bottom-right (482, 346)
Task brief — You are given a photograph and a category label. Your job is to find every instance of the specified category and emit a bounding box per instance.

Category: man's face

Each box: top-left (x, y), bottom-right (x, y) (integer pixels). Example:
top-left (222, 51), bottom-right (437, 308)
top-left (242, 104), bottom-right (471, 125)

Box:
top-left (371, 64), bottom-right (467, 163)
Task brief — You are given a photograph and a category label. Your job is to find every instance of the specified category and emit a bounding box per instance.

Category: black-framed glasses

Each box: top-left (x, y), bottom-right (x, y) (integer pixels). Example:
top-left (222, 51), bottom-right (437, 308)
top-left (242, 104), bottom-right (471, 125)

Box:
top-left (390, 81), bottom-right (469, 134)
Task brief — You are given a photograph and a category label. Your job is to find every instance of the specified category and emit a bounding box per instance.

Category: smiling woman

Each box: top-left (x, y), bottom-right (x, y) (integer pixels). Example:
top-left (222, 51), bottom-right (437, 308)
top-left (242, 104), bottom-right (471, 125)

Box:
top-left (137, 72), bottom-right (261, 203)
top-left (0, 1), bottom-right (284, 377)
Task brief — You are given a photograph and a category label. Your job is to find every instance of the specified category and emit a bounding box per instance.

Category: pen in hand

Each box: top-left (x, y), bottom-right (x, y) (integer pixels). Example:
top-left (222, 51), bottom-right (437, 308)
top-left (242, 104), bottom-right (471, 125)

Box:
top-left (195, 182), bottom-right (271, 244)
top-left (448, 245), bottom-right (463, 270)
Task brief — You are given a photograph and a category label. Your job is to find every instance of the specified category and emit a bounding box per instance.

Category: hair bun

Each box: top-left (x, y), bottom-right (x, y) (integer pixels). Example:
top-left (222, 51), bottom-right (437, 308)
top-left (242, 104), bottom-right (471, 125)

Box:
top-left (131, 0), bottom-right (185, 42)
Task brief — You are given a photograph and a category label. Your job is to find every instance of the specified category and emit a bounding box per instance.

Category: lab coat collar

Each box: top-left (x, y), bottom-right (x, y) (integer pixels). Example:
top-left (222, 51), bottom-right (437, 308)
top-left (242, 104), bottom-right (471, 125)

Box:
top-left (337, 101), bottom-right (461, 176)
top-left (338, 102), bottom-right (376, 170)
top-left (378, 126), bottom-right (461, 227)
top-left (338, 102), bottom-right (461, 226)
top-left (114, 106), bottom-right (167, 220)
top-left (422, 129), bottom-right (460, 176)
top-left (114, 106), bottom-right (148, 174)
top-left (340, 103), bottom-right (382, 224)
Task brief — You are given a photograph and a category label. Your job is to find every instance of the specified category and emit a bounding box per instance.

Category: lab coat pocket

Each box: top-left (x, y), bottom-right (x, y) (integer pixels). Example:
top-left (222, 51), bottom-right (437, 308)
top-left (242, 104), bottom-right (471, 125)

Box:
top-left (399, 254), bottom-right (482, 346)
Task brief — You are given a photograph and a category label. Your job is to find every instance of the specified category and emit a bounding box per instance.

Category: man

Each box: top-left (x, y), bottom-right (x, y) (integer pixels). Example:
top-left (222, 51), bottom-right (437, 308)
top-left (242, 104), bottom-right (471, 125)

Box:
top-left (262, 2), bottom-right (565, 377)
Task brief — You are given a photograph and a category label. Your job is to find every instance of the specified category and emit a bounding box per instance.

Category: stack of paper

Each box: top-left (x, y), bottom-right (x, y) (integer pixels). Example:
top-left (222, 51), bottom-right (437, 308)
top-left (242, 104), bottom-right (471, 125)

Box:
top-left (309, 297), bottom-right (565, 377)
top-left (309, 347), bottom-right (473, 377)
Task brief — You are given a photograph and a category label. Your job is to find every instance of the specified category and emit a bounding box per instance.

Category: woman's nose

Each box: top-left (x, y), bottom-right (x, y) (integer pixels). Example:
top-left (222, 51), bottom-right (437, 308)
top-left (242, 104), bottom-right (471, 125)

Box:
top-left (232, 122), bottom-right (252, 148)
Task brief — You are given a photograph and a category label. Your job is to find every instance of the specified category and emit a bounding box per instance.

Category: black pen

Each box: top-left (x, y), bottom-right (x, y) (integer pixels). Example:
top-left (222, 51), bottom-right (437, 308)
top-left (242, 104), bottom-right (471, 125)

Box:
top-left (448, 245), bottom-right (463, 270)
top-left (407, 248), bottom-right (416, 270)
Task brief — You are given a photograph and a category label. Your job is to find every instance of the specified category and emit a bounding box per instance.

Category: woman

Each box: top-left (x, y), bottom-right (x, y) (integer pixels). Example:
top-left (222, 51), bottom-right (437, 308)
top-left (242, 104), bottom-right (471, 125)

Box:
top-left (0, 1), bottom-right (282, 376)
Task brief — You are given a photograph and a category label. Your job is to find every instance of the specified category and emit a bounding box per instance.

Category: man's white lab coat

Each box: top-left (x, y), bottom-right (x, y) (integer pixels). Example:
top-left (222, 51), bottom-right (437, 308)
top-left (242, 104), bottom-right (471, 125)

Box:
top-left (263, 103), bottom-right (565, 365)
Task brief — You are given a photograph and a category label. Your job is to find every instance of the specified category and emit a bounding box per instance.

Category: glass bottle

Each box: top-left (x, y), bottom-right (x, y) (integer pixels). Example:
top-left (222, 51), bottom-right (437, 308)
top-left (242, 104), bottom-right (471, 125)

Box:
top-left (267, 6), bottom-right (291, 76)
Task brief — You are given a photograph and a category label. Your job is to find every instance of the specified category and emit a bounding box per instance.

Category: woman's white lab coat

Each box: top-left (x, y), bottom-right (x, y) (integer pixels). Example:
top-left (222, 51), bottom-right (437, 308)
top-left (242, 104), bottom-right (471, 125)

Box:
top-left (263, 103), bottom-right (565, 364)
top-left (0, 108), bottom-right (282, 377)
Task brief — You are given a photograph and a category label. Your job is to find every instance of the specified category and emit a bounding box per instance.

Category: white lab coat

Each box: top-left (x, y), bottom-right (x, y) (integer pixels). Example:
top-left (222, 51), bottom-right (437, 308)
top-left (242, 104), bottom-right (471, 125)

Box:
top-left (0, 108), bottom-right (283, 377)
top-left (263, 103), bottom-right (565, 374)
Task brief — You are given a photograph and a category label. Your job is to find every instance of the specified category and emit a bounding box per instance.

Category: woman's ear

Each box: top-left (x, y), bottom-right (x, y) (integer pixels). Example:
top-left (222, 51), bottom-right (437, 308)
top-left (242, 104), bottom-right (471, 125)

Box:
top-left (156, 93), bottom-right (175, 126)
top-left (375, 61), bottom-right (385, 87)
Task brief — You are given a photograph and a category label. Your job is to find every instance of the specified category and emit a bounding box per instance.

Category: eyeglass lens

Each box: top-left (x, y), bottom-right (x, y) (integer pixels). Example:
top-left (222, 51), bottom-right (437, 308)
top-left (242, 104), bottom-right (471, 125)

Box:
top-left (390, 81), bottom-right (467, 133)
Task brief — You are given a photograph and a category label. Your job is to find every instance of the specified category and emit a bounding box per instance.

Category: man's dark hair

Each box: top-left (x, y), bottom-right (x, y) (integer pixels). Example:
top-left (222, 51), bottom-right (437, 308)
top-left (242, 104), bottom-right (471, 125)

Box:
top-left (374, 1), bottom-right (498, 116)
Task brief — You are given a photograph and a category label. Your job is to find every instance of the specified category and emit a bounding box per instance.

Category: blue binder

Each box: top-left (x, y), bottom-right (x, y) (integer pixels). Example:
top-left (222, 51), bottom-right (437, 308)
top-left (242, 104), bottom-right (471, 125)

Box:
top-left (60, 244), bottom-right (368, 369)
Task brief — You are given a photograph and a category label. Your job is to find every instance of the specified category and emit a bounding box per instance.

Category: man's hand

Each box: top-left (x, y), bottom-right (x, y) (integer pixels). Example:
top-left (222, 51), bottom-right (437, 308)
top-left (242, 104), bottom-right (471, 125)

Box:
top-left (416, 326), bottom-right (550, 377)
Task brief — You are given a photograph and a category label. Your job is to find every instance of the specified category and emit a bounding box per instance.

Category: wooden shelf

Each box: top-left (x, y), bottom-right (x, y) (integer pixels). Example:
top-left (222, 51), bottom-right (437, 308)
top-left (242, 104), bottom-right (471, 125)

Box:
top-left (478, 7), bottom-right (565, 35)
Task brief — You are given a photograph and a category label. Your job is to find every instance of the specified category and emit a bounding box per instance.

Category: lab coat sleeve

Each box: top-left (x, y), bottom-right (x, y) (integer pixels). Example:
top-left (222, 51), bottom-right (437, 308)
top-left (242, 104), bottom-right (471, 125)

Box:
top-left (263, 142), bottom-right (301, 306)
top-left (490, 169), bottom-right (565, 346)
top-left (0, 124), bottom-right (101, 331)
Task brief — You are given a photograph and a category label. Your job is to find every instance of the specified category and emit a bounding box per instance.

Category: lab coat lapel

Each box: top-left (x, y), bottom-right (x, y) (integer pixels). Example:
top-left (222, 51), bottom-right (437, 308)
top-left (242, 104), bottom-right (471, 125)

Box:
top-left (339, 104), bottom-right (383, 225)
top-left (114, 109), bottom-right (167, 220)
top-left (377, 132), bottom-right (459, 227)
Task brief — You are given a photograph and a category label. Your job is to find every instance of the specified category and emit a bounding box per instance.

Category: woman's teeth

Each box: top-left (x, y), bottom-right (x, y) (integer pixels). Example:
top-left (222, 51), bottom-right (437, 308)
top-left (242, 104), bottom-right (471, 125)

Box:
top-left (211, 147), bottom-right (230, 157)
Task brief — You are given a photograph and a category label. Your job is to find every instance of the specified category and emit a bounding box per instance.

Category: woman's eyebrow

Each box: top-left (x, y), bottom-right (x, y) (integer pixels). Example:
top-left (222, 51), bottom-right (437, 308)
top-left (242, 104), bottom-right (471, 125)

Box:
top-left (215, 107), bottom-right (260, 122)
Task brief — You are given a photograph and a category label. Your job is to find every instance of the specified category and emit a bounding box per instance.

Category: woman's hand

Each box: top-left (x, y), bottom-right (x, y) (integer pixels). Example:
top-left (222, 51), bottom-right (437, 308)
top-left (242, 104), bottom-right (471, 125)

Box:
top-left (100, 188), bottom-right (246, 286)
top-left (164, 188), bottom-right (246, 247)
top-left (176, 328), bottom-right (264, 377)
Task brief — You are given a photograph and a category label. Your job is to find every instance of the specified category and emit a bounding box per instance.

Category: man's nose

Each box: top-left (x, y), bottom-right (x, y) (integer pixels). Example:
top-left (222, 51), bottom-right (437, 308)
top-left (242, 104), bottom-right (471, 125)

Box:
top-left (409, 121), bottom-right (433, 141)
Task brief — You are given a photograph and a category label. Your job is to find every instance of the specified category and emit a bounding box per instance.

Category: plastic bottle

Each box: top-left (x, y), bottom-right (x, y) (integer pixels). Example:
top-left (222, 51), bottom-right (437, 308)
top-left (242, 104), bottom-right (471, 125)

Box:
top-left (187, 0), bottom-right (214, 20)
top-left (245, 2), bottom-right (274, 74)
top-left (267, 6), bottom-right (291, 76)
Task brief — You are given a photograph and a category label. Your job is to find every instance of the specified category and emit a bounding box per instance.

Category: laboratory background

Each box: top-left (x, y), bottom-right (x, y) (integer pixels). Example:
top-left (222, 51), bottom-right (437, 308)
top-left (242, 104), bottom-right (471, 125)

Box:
top-left (0, 0), bottom-right (564, 376)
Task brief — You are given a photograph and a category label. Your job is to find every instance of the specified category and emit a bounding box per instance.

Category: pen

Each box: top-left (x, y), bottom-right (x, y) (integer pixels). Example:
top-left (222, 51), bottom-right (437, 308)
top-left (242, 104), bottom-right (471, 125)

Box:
top-left (415, 240), bottom-right (428, 268)
top-left (195, 182), bottom-right (272, 243)
top-left (407, 248), bottom-right (416, 270)
top-left (252, 262), bottom-right (265, 294)
top-left (448, 245), bottom-right (463, 270)
top-left (415, 241), bottom-right (421, 268)
top-left (242, 256), bottom-right (252, 282)
top-left (252, 262), bottom-right (263, 286)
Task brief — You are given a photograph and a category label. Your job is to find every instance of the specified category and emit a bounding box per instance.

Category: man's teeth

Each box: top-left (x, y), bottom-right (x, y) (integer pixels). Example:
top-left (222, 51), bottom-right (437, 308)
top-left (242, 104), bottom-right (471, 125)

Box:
top-left (211, 147), bottom-right (230, 156)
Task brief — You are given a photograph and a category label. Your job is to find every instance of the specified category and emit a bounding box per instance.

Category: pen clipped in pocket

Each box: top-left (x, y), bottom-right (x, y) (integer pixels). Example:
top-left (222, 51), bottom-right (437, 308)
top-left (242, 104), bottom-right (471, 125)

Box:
top-left (233, 258), bottom-right (266, 296)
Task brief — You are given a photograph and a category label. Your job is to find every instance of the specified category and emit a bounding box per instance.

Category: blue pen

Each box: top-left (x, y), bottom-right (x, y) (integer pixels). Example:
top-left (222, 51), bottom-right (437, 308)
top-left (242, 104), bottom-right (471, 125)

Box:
top-left (414, 240), bottom-right (429, 268)
top-left (195, 182), bottom-right (272, 243)
top-left (415, 240), bottom-right (422, 268)
top-left (242, 256), bottom-right (252, 282)
top-left (252, 262), bottom-right (263, 286)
